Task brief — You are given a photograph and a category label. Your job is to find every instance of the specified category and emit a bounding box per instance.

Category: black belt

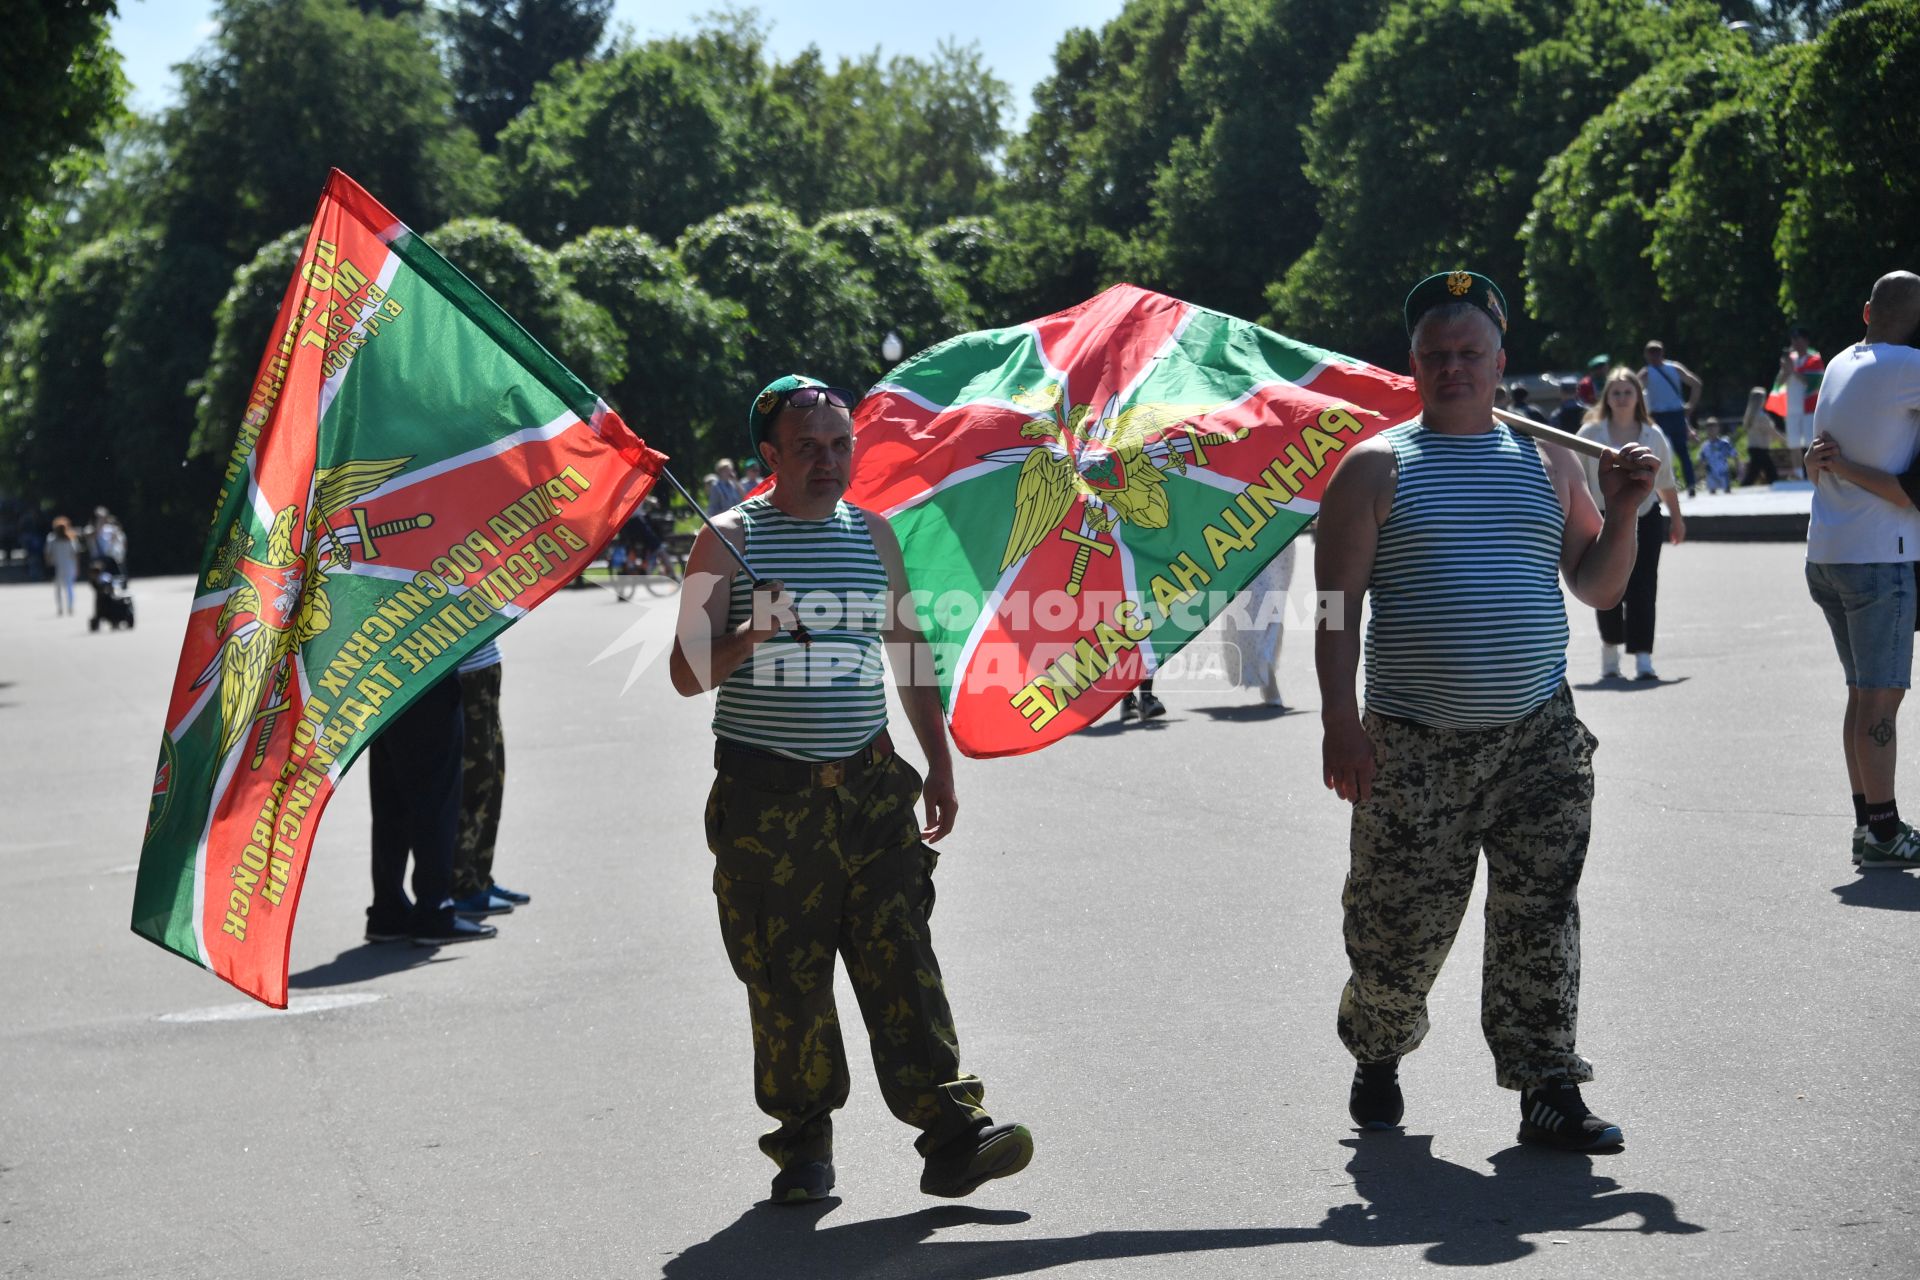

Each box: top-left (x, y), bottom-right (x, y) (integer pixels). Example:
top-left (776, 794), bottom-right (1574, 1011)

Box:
top-left (714, 730), bottom-right (893, 790)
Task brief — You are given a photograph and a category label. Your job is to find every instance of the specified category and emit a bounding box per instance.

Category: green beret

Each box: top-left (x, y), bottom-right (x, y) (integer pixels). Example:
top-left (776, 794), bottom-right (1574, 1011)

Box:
top-left (1404, 270), bottom-right (1508, 338)
top-left (747, 373), bottom-right (826, 454)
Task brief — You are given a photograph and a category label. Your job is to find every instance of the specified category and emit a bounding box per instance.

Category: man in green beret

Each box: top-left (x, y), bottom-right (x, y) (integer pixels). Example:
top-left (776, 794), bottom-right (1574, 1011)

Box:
top-left (1314, 272), bottom-right (1658, 1151)
top-left (669, 373), bottom-right (1032, 1204)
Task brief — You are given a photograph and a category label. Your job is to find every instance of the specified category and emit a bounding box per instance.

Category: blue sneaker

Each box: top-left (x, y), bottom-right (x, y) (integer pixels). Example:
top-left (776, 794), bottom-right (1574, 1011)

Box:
top-left (1860, 822), bottom-right (1920, 869)
top-left (487, 881), bottom-right (531, 904)
top-left (451, 890), bottom-right (513, 917)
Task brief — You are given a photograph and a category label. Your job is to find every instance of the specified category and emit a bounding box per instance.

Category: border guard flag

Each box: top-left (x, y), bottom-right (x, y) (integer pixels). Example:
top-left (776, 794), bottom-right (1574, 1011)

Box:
top-left (132, 170), bottom-right (664, 1006)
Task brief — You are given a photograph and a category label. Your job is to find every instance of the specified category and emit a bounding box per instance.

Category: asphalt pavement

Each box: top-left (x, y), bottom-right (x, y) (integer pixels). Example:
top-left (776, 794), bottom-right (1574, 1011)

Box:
top-left (3, 537), bottom-right (1916, 1278)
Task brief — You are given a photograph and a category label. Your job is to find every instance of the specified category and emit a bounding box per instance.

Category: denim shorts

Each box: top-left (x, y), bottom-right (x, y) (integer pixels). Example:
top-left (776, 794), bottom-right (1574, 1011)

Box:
top-left (1806, 561), bottom-right (1917, 689)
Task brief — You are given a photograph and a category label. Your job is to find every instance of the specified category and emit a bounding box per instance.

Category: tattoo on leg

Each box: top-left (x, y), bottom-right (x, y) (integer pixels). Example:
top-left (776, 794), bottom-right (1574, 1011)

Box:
top-left (1868, 717), bottom-right (1896, 747)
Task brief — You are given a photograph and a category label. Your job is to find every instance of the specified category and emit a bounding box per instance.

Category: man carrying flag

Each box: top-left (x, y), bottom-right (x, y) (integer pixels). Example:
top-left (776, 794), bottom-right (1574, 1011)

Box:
top-left (1315, 271), bottom-right (1657, 1150)
top-left (670, 375), bottom-right (1032, 1205)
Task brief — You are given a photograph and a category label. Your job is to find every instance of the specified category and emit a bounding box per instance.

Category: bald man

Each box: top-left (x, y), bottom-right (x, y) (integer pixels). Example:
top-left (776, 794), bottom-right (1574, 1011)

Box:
top-left (1803, 270), bottom-right (1920, 871)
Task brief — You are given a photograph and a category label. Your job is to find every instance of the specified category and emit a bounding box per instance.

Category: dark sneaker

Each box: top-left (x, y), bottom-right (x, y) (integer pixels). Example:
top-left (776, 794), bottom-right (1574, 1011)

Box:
top-left (920, 1122), bottom-right (1033, 1198)
top-left (1349, 1058), bottom-right (1404, 1129)
top-left (1519, 1083), bottom-right (1624, 1151)
top-left (451, 890), bottom-right (514, 917)
top-left (364, 924), bottom-right (409, 944)
top-left (1853, 825), bottom-right (1867, 867)
top-left (769, 1160), bottom-right (834, 1204)
top-left (1859, 822), bottom-right (1920, 869)
top-left (1120, 694), bottom-right (1140, 722)
top-left (487, 881), bottom-right (531, 904)
top-left (1140, 691), bottom-right (1167, 719)
top-left (412, 914), bottom-right (498, 947)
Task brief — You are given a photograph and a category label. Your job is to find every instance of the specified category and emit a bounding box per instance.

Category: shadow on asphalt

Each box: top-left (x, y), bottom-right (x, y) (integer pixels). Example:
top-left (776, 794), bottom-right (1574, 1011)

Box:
top-left (1830, 873), bottom-right (1920, 910)
top-left (660, 1136), bottom-right (1702, 1277)
top-left (1307, 1134), bottom-right (1704, 1265)
top-left (288, 943), bottom-right (456, 989)
top-left (1571, 675), bottom-right (1693, 692)
top-left (1189, 703), bottom-right (1296, 722)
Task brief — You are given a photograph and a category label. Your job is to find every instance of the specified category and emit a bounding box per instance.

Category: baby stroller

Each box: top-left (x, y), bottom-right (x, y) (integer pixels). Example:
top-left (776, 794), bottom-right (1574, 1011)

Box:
top-left (88, 561), bottom-right (135, 631)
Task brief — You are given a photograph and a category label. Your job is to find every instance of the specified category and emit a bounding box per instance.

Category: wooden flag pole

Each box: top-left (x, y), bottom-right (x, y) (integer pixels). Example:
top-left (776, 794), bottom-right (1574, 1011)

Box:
top-left (1491, 405), bottom-right (1611, 460)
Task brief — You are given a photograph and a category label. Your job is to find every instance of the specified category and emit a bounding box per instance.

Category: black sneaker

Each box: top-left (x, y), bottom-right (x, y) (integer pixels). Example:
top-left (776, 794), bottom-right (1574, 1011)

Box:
top-left (769, 1160), bottom-right (834, 1204)
top-left (1140, 691), bottom-right (1167, 719)
top-left (1519, 1082), bottom-right (1624, 1151)
top-left (1349, 1058), bottom-right (1404, 1129)
top-left (1120, 694), bottom-right (1140, 722)
top-left (920, 1122), bottom-right (1033, 1198)
top-left (411, 914), bottom-right (498, 947)
top-left (364, 924), bottom-right (409, 944)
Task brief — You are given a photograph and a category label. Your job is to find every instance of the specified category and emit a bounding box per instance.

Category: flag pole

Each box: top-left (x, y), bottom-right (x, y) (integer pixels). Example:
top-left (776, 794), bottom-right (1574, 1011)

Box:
top-left (659, 466), bottom-right (811, 647)
top-left (1491, 406), bottom-right (1610, 460)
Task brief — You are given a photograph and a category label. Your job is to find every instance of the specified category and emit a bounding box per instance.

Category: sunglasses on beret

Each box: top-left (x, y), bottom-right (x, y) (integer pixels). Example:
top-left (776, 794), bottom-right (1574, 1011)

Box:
top-left (766, 386), bottom-right (857, 415)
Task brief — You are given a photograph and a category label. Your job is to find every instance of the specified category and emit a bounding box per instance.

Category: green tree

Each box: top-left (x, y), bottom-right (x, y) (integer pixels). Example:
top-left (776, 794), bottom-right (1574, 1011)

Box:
top-left (800, 43), bottom-right (1011, 227)
top-left (999, 0), bottom-right (1389, 322)
top-left (677, 204), bottom-right (881, 395)
top-left (1649, 45), bottom-right (1811, 393)
top-left (554, 226), bottom-right (748, 465)
top-left (1268, 0), bottom-right (1727, 370)
top-left (428, 217), bottom-right (624, 392)
top-left (162, 0), bottom-right (492, 262)
top-left (1521, 40), bottom-right (1758, 369)
top-left (495, 45), bottom-right (749, 245)
top-left (1, 0), bottom-right (127, 300)
top-left (1777, 0), bottom-right (1920, 349)
top-left (190, 227), bottom-right (307, 464)
top-left (919, 215), bottom-right (1019, 326)
top-left (814, 210), bottom-right (971, 363)
top-left (444, 0), bottom-right (611, 147)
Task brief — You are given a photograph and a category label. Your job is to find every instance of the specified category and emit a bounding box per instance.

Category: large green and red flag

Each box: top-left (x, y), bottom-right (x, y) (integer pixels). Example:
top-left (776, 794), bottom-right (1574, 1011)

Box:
top-left (132, 170), bottom-right (664, 1006)
top-left (849, 284), bottom-right (1421, 758)
top-left (1765, 348), bottom-right (1824, 419)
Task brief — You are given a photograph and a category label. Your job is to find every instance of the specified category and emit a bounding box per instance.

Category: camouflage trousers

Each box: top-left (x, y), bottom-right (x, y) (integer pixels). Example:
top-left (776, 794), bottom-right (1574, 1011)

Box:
top-left (1338, 683), bottom-right (1599, 1090)
top-left (705, 739), bottom-right (989, 1168)
top-left (452, 663), bottom-right (504, 897)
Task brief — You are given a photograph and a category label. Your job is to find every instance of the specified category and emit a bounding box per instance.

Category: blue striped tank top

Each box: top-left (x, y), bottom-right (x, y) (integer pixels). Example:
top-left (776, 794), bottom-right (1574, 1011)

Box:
top-left (712, 496), bottom-right (891, 761)
top-left (1364, 422), bottom-right (1568, 729)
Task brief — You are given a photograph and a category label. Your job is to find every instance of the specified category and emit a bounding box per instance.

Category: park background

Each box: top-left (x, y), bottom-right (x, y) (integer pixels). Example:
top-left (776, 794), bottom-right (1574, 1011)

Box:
top-left (3, 0), bottom-right (1917, 571)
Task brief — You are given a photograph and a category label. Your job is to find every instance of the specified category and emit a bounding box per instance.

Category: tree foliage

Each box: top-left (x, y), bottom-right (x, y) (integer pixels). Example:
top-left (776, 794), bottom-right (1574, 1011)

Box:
top-left (1522, 40), bottom-right (1760, 366)
top-left (445, 0), bottom-right (610, 147)
top-left (1, 0), bottom-right (127, 300)
top-left (555, 226), bottom-right (747, 465)
top-left (1269, 0), bottom-right (1727, 370)
top-left (1776, 0), bottom-right (1920, 349)
top-left (677, 204), bottom-right (881, 394)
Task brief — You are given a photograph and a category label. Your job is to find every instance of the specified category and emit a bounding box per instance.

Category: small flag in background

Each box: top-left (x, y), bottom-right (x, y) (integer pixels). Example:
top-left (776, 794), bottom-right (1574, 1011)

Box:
top-left (132, 170), bottom-right (664, 1006)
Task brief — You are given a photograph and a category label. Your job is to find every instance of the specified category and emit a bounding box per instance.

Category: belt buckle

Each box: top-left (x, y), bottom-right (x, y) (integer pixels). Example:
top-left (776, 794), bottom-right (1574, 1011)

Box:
top-left (816, 761), bottom-right (846, 788)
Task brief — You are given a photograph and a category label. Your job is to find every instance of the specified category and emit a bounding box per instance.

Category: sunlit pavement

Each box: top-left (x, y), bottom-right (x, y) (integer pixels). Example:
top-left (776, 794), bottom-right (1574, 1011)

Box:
top-left (3, 539), bottom-right (1913, 1278)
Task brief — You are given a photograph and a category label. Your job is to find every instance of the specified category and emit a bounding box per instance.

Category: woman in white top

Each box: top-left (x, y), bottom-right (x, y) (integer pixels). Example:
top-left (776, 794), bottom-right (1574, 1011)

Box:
top-left (44, 516), bottom-right (80, 616)
top-left (1576, 368), bottom-right (1686, 680)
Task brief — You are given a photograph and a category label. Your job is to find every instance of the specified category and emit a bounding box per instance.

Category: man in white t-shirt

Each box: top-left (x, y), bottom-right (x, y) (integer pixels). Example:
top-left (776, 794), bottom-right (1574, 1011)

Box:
top-left (1803, 270), bottom-right (1920, 869)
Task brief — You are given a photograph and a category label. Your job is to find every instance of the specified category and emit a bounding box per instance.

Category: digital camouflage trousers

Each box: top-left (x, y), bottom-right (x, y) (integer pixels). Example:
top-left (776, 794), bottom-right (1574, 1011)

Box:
top-left (1339, 683), bottom-right (1599, 1090)
top-left (705, 745), bottom-right (990, 1168)
top-left (453, 662), bottom-right (504, 897)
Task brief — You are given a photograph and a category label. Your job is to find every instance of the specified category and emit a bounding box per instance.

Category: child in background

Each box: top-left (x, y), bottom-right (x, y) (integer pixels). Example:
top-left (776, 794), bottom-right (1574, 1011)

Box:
top-left (1700, 423), bottom-right (1739, 494)
top-left (1740, 386), bottom-right (1782, 487)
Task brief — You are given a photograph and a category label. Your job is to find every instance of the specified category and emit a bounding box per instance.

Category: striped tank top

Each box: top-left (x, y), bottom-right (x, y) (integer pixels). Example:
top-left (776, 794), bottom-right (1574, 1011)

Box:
top-left (712, 496), bottom-right (891, 761)
top-left (1364, 422), bottom-right (1568, 729)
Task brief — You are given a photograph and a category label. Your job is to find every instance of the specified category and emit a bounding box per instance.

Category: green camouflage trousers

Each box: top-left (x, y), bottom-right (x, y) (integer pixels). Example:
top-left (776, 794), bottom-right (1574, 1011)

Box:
top-left (706, 745), bottom-right (989, 1167)
top-left (1338, 683), bottom-right (1599, 1090)
top-left (453, 663), bottom-right (504, 897)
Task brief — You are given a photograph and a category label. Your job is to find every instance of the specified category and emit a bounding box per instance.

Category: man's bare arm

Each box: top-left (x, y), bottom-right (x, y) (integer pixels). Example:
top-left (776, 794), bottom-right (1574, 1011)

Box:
top-left (668, 516), bottom-right (786, 696)
top-left (866, 510), bottom-right (958, 842)
top-left (1554, 441), bottom-right (1657, 609)
top-left (1315, 439), bottom-right (1392, 804)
